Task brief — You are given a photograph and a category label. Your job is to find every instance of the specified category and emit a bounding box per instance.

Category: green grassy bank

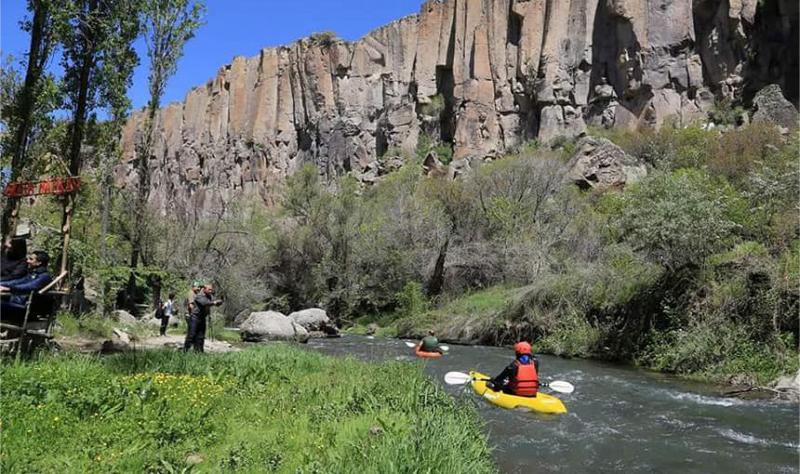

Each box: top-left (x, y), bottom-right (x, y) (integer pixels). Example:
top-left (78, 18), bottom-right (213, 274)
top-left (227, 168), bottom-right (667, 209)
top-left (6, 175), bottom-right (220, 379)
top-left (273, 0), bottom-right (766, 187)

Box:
top-left (0, 346), bottom-right (495, 473)
top-left (374, 283), bottom-right (799, 387)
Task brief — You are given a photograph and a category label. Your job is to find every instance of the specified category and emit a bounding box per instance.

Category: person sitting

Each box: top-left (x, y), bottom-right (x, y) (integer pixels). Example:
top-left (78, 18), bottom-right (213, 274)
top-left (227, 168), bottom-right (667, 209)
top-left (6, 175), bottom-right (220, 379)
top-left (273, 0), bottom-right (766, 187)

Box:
top-left (0, 250), bottom-right (53, 325)
top-left (487, 341), bottom-right (540, 397)
top-left (0, 238), bottom-right (28, 281)
top-left (418, 329), bottom-right (443, 354)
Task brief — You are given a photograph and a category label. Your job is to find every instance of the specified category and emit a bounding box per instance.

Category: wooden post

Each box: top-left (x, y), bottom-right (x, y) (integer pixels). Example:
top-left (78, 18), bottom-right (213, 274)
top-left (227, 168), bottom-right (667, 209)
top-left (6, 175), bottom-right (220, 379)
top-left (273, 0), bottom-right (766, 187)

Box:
top-left (2, 198), bottom-right (21, 246)
top-left (60, 192), bottom-right (74, 278)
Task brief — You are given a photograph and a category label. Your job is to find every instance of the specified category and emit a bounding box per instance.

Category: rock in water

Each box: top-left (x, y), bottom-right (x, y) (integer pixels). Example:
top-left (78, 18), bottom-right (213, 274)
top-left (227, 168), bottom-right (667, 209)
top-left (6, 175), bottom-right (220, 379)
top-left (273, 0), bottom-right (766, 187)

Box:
top-left (288, 308), bottom-right (329, 331)
top-left (289, 308), bottom-right (340, 338)
top-left (240, 311), bottom-right (309, 343)
top-left (772, 369), bottom-right (800, 402)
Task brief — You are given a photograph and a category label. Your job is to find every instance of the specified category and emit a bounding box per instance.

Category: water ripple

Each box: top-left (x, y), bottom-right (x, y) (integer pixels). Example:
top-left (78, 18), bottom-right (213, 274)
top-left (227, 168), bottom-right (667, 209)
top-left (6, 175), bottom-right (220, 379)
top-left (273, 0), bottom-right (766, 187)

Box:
top-left (716, 428), bottom-right (800, 450)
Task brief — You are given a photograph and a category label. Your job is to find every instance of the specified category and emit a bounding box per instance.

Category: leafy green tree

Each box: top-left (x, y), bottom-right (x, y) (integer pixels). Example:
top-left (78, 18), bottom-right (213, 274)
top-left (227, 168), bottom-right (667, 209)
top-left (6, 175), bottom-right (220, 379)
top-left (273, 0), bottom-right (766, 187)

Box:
top-left (58, 0), bottom-right (141, 275)
top-left (130, 0), bottom-right (205, 271)
top-left (1, 0), bottom-right (63, 241)
top-left (127, 0), bottom-right (205, 309)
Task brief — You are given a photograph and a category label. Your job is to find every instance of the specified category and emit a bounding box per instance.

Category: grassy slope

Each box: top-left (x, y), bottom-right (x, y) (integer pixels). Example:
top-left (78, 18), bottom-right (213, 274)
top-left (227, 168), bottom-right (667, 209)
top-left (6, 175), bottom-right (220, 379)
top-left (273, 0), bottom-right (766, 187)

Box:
top-left (393, 286), bottom-right (525, 341)
top-left (0, 346), bottom-right (496, 473)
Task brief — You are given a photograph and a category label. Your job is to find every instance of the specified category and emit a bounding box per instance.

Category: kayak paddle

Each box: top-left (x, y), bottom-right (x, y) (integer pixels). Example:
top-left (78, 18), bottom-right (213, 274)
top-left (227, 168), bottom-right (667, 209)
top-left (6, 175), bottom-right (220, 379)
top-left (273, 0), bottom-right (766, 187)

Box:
top-left (443, 371), bottom-right (575, 394)
top-left (404, 341), bottom-right (449, 351)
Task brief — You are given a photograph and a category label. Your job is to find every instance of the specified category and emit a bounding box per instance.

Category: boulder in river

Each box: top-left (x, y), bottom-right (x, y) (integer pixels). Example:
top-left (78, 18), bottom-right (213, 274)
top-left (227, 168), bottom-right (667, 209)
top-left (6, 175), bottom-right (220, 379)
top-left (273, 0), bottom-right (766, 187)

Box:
top-left (240, 311), bottom-right (309, 343)
top-left (772, 369), bottom-right (800, 402)
top-left (289, 308), bottom-right (340, 337)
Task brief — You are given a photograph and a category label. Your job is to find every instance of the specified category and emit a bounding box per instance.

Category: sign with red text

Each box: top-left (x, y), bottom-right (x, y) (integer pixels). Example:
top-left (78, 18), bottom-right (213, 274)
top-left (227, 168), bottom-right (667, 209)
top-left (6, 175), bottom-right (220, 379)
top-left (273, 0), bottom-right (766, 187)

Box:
top-left (3, 177), bottom-right (81, 198)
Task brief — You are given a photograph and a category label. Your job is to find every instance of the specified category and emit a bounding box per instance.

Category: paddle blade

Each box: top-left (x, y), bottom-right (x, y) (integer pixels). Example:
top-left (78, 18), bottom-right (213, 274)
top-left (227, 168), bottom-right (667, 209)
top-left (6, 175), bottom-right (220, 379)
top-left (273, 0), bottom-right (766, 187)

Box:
top-left (546, 380), bottom-right (575, 394)
top-left (444, 371), bottom-right (473, 385)
top-left (404, 341), bottom-right (417, 348)
top-left (440, 345), bottom-right (450, 351)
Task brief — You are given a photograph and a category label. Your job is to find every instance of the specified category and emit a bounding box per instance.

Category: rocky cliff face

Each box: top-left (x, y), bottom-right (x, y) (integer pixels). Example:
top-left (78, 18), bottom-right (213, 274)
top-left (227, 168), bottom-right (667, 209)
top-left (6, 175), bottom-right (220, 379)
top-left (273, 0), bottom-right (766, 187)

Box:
top-left (118, 0), bottom-right (799, 218)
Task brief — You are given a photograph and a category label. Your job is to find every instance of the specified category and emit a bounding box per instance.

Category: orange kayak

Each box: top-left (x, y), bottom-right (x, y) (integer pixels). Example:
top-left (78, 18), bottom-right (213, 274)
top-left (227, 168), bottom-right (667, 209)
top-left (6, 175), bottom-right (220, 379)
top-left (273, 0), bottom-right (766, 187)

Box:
top-left (415, 345), bottom-right (443, 358)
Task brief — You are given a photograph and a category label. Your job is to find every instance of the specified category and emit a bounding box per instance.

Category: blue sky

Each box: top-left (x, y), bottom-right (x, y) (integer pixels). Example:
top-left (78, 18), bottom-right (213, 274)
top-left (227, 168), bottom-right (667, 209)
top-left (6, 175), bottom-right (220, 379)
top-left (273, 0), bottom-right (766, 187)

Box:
top-left (1, 0), bottom-right (422, 111)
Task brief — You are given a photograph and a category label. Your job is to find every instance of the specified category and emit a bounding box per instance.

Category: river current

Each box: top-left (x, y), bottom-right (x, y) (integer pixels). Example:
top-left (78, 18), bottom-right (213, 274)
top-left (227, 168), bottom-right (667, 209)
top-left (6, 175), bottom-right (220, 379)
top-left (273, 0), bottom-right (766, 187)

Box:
top-left (305, 335), bottom-right (799, 473)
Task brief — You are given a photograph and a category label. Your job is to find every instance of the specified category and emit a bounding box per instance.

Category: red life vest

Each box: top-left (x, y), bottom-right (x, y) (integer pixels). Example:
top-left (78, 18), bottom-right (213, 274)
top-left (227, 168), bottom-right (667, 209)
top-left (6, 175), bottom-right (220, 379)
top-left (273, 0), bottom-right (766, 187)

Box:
top-left (508, 360), bottom-right (539, 397)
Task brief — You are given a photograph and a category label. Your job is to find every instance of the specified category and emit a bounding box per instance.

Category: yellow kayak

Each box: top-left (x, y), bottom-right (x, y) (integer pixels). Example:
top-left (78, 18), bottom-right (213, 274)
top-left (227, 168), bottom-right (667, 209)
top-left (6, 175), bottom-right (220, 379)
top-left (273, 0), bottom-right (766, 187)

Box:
top-left (469, 371), bottom-right (567, 414)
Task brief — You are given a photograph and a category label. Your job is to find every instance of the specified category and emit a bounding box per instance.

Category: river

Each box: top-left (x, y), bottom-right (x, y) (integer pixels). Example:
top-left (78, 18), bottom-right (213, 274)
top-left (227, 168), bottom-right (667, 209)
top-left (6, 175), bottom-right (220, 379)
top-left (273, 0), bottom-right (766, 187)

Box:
top-left (305, 335), bottom-right (799, 473)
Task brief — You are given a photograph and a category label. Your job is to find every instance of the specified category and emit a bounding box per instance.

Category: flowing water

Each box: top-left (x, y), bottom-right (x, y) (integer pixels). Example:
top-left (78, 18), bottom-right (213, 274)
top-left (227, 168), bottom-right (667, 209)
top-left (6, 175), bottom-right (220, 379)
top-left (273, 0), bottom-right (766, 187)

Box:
top-left (305, 335), bottom-right (799, 473)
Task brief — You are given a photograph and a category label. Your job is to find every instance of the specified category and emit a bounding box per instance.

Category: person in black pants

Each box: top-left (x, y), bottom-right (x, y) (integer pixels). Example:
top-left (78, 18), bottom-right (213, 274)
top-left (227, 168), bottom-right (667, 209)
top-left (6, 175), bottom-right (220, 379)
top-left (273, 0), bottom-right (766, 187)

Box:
top-left (159, 292), bottom-right (175, 336)
top-left (183, 284), bottom-right (222, 352)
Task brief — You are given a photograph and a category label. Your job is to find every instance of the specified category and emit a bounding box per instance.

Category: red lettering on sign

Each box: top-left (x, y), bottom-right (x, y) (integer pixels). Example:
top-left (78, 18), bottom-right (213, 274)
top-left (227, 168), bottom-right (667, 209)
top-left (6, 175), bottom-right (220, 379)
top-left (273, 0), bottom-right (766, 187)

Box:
top-left (2, 177), bottom-right (81, 198)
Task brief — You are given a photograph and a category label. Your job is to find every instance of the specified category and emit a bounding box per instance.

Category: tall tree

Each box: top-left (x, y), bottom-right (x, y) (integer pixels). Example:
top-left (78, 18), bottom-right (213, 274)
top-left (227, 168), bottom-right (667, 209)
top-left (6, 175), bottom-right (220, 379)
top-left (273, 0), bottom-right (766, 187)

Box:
top-left (58, 0), bottom-right (141, 276)
top-left (129, 0), bottom-right (204, 277)
top-left (0, 0), bottom-right (61, 242)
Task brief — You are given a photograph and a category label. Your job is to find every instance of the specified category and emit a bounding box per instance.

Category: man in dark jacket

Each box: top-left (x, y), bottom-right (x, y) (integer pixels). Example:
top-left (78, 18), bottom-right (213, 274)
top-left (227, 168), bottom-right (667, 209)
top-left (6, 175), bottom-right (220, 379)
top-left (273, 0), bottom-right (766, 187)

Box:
top-left (183, 283), bottom-right (223, 352)
top-left (0, 251), bottom-right (53, 324)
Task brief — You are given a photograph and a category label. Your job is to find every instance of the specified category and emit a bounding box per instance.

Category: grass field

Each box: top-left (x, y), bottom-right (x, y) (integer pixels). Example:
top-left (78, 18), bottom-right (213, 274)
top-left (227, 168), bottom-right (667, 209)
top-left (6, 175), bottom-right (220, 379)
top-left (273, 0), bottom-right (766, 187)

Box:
top-left (0, 345), bottom-right (496, 473)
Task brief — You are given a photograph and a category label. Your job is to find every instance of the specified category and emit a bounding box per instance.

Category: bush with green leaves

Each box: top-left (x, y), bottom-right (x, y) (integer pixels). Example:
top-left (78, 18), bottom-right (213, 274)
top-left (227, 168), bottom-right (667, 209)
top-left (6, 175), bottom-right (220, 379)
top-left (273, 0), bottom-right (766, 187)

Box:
top-left (309, 30), bottom-right (338, 47)
top-left (419, 94), bottom-right (445, 118)
top-left (607, 169), bottom-right (747, 271)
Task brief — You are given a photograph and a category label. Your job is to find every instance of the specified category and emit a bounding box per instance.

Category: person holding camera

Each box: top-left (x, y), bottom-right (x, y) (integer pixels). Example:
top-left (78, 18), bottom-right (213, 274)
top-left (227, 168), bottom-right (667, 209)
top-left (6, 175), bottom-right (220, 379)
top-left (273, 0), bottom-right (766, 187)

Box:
top-left (183, 283), bottom-right (223, 352)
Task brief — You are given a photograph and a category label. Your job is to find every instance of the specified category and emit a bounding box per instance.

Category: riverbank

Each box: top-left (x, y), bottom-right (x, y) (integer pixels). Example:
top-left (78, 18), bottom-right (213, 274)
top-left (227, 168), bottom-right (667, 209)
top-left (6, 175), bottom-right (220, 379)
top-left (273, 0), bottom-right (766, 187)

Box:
top-left (349, 284), bottom-right (800, 399)
top-left (0, 346), bottom-right (496, 473)
top-left (307, 335), bottom-right (800, 474)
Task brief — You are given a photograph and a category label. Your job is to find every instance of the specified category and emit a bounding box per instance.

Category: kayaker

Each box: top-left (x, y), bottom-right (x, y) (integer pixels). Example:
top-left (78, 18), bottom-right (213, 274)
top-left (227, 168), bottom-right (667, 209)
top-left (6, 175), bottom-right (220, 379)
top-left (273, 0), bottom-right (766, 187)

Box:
top-left (418, 330), bottom-right (444, 354)
top-left (487, 341), bottom-right (539, 397)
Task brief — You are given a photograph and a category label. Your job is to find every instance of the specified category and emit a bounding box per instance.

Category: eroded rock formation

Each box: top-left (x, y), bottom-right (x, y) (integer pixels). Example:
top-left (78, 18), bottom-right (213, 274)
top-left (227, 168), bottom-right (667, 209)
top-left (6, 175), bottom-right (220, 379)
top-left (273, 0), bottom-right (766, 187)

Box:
top-left (118, 0), bottom-right (799, 217)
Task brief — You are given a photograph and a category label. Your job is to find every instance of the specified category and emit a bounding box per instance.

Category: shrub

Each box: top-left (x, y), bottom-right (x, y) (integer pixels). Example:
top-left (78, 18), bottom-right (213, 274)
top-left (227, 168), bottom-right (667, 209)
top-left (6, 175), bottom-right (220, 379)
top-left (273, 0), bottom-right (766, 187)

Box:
top-left (610, 169), bottom-right (746, 271)
top-left (309, 31), bottom-right (338, 47)
top-left (416, 132), bottom-right (453, 165)
top-left (537, 309), bottom-right (601, 357)
top-left (639, 315), bottom-right (797, 384)
top-left (708, 98), bottom-right (746, 126)
top-left (708, 123), bottom-right (783, 181)
top-left (419, 94), bottom-right (445, 117)
top-left (396, 281), bottom-right (429, 318)
top-left (588, 244), bottom-right (663, 310)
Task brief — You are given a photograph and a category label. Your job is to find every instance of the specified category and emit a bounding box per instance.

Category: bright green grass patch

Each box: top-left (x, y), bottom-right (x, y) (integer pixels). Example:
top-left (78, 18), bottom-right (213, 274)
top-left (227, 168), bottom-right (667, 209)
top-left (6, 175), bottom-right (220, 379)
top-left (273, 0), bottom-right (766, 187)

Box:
top-left (1, 346), bottom-right (496, 473)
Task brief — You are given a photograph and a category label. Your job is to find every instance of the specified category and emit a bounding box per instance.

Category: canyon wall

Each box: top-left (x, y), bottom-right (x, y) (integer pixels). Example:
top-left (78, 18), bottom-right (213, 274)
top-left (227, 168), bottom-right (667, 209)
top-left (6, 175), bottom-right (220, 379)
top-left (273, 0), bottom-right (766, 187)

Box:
top-left (117, 0), bottom-right (799, 218)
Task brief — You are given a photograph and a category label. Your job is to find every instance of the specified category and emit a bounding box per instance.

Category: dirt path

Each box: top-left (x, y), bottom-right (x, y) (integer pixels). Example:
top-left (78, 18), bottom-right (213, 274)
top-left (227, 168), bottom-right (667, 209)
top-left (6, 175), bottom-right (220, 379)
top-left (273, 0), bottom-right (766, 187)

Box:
top-left (55, 334), bottom-right (240, 354)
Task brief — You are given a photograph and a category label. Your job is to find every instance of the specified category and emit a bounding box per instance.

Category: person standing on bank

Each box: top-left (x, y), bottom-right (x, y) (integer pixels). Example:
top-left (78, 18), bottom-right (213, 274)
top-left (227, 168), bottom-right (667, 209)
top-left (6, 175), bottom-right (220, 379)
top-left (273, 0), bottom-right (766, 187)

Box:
top-left (159, 292), bottom-right (175, 337)
top-left (186, 281), bottom-right (201, 320)
top-left (183, 283), bottom-right (223, 352)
